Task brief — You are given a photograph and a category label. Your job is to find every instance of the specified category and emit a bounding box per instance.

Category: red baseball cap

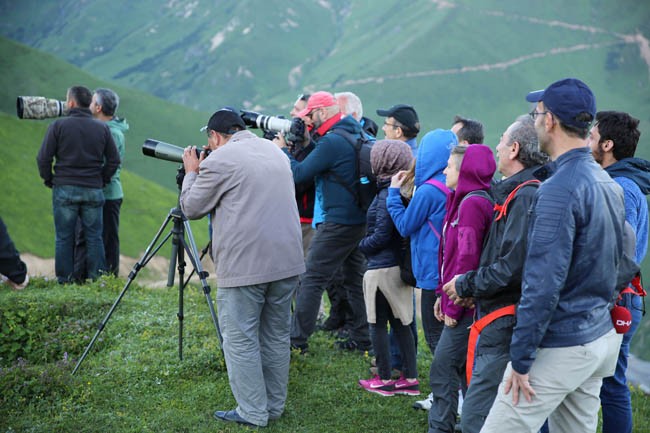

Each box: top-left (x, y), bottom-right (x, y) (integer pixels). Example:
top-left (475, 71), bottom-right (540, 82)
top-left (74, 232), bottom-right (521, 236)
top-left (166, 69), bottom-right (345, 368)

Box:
top-left (296, 91), bottom-right (337, 118)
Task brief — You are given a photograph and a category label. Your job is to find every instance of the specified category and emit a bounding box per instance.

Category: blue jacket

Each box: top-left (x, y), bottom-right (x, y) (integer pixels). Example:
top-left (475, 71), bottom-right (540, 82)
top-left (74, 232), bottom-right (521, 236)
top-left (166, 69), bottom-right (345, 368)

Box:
top-left (285, 116), bottom-right (366, 225)
top-left (605, 157), bottom-right (650, 263)
top-left (359, 180), bottom-right (401, 269)
top-left (386, 129), bottom-right (457, 289)
top-left (510, 148), bottom-right (627, 374)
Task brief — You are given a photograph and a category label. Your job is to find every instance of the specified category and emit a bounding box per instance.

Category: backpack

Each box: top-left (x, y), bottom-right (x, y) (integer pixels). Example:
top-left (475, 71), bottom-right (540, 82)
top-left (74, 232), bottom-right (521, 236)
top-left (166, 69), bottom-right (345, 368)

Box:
top-left (451, 190), bottom-right (495, 227)
top-left (397, 179), bottom-right (451, 286)
top-left (328, 128), bottom-right (376, 211)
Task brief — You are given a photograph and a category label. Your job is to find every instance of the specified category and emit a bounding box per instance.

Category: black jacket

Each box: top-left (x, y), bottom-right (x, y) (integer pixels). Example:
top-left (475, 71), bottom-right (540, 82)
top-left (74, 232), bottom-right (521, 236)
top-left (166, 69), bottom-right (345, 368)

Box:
top-left (290, 141), bottom-right (315, 221)
top-left (37, 108), bottom-right (120, 189)
top-left (456, 166), bottom-right (541, 313)
top-left (359, 180), bottom-right (402, 269)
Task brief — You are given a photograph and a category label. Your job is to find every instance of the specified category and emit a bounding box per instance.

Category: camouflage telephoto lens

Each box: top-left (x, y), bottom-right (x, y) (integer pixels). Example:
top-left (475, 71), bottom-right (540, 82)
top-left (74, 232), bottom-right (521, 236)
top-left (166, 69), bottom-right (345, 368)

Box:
top-left (16, 96), bottom-right (68, 119)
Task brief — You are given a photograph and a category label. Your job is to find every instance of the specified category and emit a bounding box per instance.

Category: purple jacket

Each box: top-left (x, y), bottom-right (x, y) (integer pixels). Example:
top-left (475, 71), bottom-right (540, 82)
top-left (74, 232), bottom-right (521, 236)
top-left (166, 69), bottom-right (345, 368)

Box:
top-left (437, 144), bottom-right (496, 320)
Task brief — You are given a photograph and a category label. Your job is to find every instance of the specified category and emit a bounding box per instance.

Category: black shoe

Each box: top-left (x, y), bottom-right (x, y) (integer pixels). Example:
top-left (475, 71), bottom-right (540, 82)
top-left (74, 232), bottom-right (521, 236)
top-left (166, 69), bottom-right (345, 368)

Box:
top-left (335, 338), bottom-right (372, 353)
top-left (213, 409), bottom-right (262, 428)
top-left (290, 342), bottom-right (308, 355)
top-left (320, 315), bottom-right (345, 331)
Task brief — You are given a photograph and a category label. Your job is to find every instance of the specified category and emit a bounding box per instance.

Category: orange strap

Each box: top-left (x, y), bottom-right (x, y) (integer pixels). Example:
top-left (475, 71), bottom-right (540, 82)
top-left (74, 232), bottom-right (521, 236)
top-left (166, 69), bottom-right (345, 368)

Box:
top-left (493, 180), bottom-right (540, 222)
top-left (466, 304), bottom-right (517, 386)
top-left (620, 275), bottom-right (646, 297)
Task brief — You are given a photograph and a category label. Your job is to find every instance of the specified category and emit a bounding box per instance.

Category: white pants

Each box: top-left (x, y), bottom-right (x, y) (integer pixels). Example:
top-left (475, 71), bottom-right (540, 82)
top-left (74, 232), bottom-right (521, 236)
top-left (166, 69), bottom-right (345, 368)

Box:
top-left (481, 329), bottom-right (622, 433)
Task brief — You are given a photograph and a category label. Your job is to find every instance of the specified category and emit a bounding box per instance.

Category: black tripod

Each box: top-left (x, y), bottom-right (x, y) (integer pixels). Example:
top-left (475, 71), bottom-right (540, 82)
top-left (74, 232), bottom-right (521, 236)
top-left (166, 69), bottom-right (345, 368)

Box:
top-left (72, 169), bottom-right (222, 375)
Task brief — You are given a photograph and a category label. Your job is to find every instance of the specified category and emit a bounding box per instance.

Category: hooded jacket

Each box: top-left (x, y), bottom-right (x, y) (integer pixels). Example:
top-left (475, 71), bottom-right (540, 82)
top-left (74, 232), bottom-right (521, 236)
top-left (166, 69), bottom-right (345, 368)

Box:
top-left (285, 115), bottom-right (366, 225)
top-left (605, 157), bottom-right (650, 263)
top-left (103, 117), bottom-right (129, 200)
top-left (386, 129), bottom-right (457, 289)
top-left (437, 144), bottom-right (496, 321)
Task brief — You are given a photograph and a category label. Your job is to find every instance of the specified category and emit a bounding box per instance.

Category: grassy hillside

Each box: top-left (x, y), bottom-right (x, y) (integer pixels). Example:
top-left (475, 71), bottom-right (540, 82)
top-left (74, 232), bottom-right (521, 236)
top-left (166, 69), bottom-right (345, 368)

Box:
top-left (0, 112), bottom-right (209, 260)
top-left (1, 0), bottom-right (649, 151)
top-left (0, 37), bottom-right (209, 190)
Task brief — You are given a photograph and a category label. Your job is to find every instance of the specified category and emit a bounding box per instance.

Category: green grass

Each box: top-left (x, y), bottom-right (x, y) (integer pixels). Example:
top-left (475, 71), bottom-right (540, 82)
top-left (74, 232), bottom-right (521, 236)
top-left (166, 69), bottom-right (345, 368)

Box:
top-left (0, 278), bottom-right (648, 432)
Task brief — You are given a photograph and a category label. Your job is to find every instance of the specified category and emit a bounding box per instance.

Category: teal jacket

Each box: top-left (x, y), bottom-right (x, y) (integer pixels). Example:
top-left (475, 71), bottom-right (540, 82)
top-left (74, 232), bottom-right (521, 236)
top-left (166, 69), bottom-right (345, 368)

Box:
top-left (103, 117), bottom-right (129, 200)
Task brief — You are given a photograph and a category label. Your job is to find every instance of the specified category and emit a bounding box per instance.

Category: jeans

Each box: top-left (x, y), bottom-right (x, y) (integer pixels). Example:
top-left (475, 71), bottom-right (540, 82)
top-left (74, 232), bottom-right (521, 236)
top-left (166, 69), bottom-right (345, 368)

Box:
top-left (290, 222), bottom-right (368, 347)
top-left (53, 185), bottom-right (105, 283)
top-left (217, 276), bottom-right (299, 427)
top-left (600, 294), bottom-right (643, 433)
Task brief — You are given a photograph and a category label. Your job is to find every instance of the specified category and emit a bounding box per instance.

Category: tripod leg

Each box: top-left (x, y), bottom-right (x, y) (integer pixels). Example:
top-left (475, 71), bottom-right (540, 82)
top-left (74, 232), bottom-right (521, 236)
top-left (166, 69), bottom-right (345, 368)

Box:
top-left (175, 232), bottom-right (186, 361)
top-left (72, 211), bottom-right (176, 375)
top-left (180, 219), bottom-right (223, 348)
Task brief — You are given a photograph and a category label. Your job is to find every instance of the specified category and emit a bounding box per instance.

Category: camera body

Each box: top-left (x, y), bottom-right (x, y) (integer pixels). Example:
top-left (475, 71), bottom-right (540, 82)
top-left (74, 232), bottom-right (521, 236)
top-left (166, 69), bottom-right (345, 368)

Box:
top-left (17, 96), bottom-right (68, 119)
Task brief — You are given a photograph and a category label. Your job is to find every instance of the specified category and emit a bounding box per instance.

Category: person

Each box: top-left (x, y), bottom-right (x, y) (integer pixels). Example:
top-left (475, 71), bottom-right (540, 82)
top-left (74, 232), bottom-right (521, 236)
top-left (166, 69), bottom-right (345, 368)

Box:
top-left (335, 91), bottom-right (379, 139)
top-left (442, 114), bottom-right (549, 433)
top-left (0, 217), bottom-right (29, 290)
top-left (588, 110), bottom-right (649, 433)
top-left (428, 144), bottom-right (496, 433)
top-left (386, 129), bottom-right (457, 410)
top-left (376, 104), bottom-right (420, 153)
top-left (481, 78), bottom-right (629, 433)
top-left (37, 85), bottom-right (120, 284)
top-left (180, 107), bottom-right (305, 428)
top-left (357, 139), bottom-right (419, 396)
top-left (276, 90), bottom-right (370, 353)
top-left (451, 115), bottom-right (484, 145)
top-left (74, 88), bottom-right (129, 279)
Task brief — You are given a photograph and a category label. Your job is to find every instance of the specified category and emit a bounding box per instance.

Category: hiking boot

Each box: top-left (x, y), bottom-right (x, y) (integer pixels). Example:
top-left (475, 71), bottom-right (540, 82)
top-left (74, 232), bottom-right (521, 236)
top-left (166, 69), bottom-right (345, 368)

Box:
top-left (335, 338), bottom-right (372, 353)
top-left (290, 342), bottom-right (308, 355)
top-left (358, 375), bottom-right (396, 396)
top-left (393, 376), bottom-right (420, 396)
top-left (413, 392), bottom-right (433, 410)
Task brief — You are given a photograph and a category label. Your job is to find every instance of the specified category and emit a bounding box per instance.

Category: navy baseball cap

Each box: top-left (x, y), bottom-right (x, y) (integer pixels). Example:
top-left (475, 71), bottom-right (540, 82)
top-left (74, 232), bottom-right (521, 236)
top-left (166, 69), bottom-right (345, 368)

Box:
top-left (200, 107), bottom-right (246, 134)
top-left (526, 78), bottom-right (596, 129)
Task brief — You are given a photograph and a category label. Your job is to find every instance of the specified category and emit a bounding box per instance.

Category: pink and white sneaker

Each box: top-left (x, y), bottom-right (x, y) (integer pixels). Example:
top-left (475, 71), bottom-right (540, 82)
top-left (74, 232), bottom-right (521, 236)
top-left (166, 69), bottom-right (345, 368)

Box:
top-left (358, 375), bottom-right (396, 396)
top-left (393, 376), bottom-right (420, 395)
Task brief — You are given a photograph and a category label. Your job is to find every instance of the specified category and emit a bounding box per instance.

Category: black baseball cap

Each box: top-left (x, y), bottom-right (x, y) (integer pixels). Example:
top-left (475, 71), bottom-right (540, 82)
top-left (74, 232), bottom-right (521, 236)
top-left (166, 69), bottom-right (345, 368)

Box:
top-left (526, 78), bottom-right (596, 129)
top-left (376, 104), bottom-right (420, 133)
top-left (201, 107), bottom-right (246, 134)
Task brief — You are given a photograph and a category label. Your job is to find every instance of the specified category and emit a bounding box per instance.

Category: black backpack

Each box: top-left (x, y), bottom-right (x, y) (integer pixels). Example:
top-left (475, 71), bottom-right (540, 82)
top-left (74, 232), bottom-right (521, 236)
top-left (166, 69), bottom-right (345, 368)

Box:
top-left (328, 128), bottom-right (376, 211)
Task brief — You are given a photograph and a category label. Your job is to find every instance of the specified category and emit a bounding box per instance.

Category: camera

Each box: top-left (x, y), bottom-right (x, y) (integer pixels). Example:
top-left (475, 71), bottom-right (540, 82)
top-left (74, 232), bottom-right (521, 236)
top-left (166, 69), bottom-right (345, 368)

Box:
top-left (16, 96), bottom-right (68, 119)
top-left (142, 139), bottom-right (209, 163)
top-left (239, 110), bottom-right (306, 147)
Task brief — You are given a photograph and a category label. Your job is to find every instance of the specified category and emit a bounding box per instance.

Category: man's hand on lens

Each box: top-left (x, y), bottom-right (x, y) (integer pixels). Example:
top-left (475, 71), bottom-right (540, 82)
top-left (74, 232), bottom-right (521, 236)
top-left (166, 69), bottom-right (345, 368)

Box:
top-left (182, 146), bottom-right (203, 174)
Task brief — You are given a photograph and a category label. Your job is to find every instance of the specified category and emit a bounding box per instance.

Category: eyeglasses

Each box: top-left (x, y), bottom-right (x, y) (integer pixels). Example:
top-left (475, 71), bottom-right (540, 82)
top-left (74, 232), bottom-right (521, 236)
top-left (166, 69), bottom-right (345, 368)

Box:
top-left (384, 121), bottom-right (400, 129)
top-left (529, 110), bottom-right (549, 119)
top-left (308, 108), bottom-right (321, 119)
top-left (206, 129), bottom-right (212, 137)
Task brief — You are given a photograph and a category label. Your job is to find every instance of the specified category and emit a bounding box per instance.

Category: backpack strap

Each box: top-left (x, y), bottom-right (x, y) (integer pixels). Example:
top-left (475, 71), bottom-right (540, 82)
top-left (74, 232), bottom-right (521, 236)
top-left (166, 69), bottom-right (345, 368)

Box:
top-left (423, 179), bottom-right (451, 239)
top-left (494, 179), bottom-right (540, 222)
top-left (325, 128), bottom-right (362, 204)
top-left (451, 190), bottom-right (494, 227)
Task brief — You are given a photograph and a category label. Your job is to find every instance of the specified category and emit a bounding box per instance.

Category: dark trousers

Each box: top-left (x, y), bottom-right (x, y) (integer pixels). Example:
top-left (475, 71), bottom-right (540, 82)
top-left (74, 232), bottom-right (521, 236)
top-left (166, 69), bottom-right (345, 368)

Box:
top-left (74, 198), bottom-right (122, 280)
top-left (389, 295), bottom-right (418, 370)
top-left (0, 217), bottom-right (27, 284)
top-left (428, 315), bottom-right (472, 433)
top-left (290, 222), bottom-right (368, 346)
top-left (372, 289), bottom-right (417, 379)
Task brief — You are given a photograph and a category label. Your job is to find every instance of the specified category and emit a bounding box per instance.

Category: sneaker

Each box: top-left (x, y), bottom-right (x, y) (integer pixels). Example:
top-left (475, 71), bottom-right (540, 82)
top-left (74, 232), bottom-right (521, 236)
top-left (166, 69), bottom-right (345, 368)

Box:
top-left (358, 375), bottom-right (396, 396)
top-left (394, 376), bottom-right (420, 396)
top-left (413, 392), bottom-right (433, 410)
top-left (1, 273), bottom-right (29, 290)
top-left (335, 338), bottom-right (372, 353)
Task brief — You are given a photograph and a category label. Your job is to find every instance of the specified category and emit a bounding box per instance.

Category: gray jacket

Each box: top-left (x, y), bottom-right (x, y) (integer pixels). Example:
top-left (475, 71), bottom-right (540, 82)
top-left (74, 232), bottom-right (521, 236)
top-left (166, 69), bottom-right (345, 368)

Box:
top-left (180, 130), bottom-right (305, 288)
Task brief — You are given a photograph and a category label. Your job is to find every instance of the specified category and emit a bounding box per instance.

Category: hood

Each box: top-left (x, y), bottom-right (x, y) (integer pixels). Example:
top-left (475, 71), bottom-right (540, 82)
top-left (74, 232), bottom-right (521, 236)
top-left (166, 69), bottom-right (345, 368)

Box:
top-left (108, 117), bottom-right (130, 132)
top-left (414, 129), bottom-right (457, 186)
top-left (328, 114), bottom-right (362, 136)
top-left (605, 157), bottom-right (650, 195)
top-left (449, 144), bottom-right (496, 209)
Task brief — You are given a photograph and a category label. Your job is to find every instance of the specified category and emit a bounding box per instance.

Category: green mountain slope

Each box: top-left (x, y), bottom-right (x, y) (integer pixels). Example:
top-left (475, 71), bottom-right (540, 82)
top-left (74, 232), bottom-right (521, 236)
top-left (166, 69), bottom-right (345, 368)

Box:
top-left (0, 37), bottom-right (209, 190)
top-left (1, 0), bottom-right (649, 153)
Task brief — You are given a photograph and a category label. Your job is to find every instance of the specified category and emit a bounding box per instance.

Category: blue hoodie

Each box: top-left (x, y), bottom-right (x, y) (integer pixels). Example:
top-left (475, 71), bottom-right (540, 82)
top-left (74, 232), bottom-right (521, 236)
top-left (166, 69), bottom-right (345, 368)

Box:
top-left (386, 129), bottom-right (458, 289)
top-left (605, 157), bottom-right (650, 263)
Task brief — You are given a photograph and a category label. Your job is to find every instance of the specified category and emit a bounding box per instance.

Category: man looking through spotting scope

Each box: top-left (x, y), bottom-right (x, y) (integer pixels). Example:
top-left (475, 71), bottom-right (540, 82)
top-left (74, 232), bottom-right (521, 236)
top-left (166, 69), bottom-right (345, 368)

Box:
top-left (180, 107), bottom-right (305, 428)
